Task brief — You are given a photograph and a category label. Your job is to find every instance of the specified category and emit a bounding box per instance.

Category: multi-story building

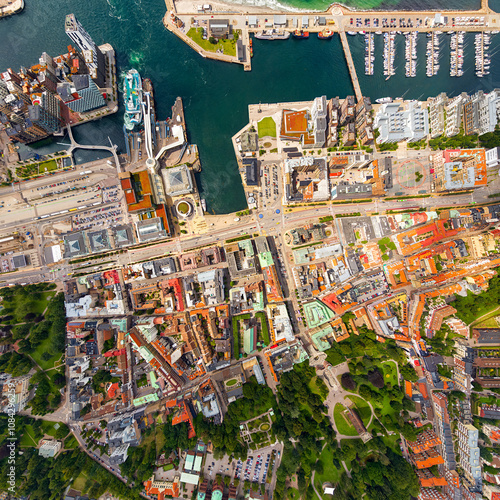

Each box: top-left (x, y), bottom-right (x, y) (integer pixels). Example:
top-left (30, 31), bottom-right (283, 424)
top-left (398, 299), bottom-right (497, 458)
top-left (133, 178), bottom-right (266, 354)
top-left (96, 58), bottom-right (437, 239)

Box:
top-left (144, 475), bottom-right (180, 499)
top-left (0, 374), bottom-right (31, 412)
top-left (454, 341), bottom-right (475, 394)
top-left (431, 149), bottom-right (488, 192)
top-left (486, 147), bottom-right (500, 169)
top-left (456, 422), bottom-right (482, 493)
top-left (65, 13), bottom-right (106, 87)
top-left (432, 392), bottom-right (456, 470)
top-left (342, 122), bottom-right (356, 146)
top-left (340, 95), bottom-right (355, 125)
top-left (28, 91), bottom-right (61, 133)
top-left (428, 92), bottom-right (446, 138)
top-left (38, 440), bottom-right (62, 458)
top-left (4, 117), bottom-right (48, 143)
top-left (326, 97), bottom-right (339, 147)
top-left (463, 99), bottom-right (474, 135)
top-left (472, 90), bottom-right (500, 136)
top-left (444, 94), bottom-right (464, 137)
top-left (282, 156), bottom-right (329, 204)
top-left (374, 101), bottom-right (429, 144)
top-left (310, 95), bottom-right (327, 147)
top-left (483, 424), bottom-right (500, 443)
top-left (407, 429), bottom-right (442, 454)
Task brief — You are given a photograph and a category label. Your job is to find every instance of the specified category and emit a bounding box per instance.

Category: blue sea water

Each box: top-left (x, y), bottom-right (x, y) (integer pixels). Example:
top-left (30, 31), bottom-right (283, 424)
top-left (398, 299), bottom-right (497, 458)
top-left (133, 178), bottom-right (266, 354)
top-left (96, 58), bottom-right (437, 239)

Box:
top-left (0, 0), bottom-right (499, 212)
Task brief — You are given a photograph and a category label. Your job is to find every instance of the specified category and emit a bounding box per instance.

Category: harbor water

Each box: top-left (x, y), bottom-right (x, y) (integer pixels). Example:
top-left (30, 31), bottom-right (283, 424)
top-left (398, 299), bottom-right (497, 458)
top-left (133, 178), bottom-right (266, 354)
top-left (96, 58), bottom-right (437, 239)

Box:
top-left (0, 0), bottom-right (500, 213)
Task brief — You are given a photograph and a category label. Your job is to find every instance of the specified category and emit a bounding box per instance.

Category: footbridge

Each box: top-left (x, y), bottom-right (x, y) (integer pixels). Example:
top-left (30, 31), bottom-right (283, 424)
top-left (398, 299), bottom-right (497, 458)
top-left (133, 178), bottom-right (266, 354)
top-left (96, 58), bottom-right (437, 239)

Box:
top-left (66, 125), bottom-right (121, 172)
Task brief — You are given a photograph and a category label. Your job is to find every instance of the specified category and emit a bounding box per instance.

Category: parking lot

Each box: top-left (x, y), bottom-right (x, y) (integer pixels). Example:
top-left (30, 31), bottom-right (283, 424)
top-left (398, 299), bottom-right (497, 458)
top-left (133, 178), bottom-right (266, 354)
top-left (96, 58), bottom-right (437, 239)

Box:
top-left (203, 443), bottom-right (281, 494)
top-left (261, 163), bottom-right (280, 208)
top-left (72, 203), bottom-right (124, 231)
top-left (348, 15), bottom-right (486, 29)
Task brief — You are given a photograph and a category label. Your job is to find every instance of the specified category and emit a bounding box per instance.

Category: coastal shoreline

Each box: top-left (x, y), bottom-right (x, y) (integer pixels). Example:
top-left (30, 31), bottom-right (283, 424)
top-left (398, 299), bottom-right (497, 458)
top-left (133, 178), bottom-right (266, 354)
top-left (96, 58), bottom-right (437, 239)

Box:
top-left (171, 0), bottom-right (491, 16)
top-left (0, 0), bottom-right (24, 19)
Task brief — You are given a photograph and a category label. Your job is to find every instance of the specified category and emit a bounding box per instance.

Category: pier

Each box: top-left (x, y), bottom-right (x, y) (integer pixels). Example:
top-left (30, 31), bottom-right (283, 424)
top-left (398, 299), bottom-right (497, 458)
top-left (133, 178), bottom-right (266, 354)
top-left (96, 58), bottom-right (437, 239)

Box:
top-left (365, 33), bottom-right (374, 75)
top-left (340, 31), bottom-right (363, 102)
top-left (426, 32), bottom-right (440, 77)
top-left (405, 32), bottom-right (417, 77)
top-left (450, 31), bottom-right (464, 77)
top-left (383, 32), bottom-right (396, 80)
top-left (475, 31), bottom-right (491, 77)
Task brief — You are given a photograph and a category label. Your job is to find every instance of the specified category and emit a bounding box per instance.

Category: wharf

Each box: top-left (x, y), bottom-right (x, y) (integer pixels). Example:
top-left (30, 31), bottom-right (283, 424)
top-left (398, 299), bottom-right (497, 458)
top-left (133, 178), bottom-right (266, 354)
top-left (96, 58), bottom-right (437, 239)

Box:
top-left (163, 0), bottom-right (499, 99)
top-left (0, 0), bottom-right (23, 19)
top-left (163, 5), bottom-right (251, 71)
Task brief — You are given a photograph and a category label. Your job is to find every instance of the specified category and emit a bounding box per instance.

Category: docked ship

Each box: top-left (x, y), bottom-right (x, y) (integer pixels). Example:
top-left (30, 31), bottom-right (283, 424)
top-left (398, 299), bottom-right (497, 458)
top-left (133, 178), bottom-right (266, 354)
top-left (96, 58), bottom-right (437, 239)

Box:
top-left (123, 69), bottom-right (143, 131)
top-left (376, 97), bottom-right (392, 104)
top-left (318, 30), bottom-right (334, 39)
top-left (293, 30), bottom-right (309, 39)
top-left (254, 30), bottom-right (290, 40)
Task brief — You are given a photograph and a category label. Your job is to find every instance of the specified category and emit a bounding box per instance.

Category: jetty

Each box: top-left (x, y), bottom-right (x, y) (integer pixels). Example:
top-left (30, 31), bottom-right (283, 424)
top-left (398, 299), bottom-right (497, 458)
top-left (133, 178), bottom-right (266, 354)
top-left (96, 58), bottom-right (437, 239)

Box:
top-left (383, 32), bottom-right (396, 80)
top-left (426, 32), bottom-right (440, 77)
top-left (340, 31), bottom-right (363, 102)
top-left (365, 33), bottom-right (374, 75)
top-left (475, 31), bottom-right (491, 77)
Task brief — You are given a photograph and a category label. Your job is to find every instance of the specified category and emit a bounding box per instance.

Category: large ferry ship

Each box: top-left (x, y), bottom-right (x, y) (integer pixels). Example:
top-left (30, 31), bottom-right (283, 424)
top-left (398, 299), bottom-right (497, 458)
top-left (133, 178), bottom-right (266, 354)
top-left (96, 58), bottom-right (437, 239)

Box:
top-left (123, 69), bottom-right (143, 131)
top-left (254, 30), bottom-right (290, 40)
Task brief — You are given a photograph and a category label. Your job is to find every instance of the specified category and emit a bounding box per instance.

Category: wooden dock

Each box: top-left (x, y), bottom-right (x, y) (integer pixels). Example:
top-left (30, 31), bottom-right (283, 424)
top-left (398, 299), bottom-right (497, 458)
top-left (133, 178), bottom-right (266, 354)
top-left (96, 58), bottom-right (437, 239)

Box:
top-left (339, 31), bottom-right (363, 103)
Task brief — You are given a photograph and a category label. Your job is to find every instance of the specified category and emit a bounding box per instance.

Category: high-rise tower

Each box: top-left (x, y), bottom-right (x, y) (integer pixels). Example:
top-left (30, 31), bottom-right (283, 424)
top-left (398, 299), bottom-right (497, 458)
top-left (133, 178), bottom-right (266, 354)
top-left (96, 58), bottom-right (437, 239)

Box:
top-left (64, 14), bottom-right (106, 87)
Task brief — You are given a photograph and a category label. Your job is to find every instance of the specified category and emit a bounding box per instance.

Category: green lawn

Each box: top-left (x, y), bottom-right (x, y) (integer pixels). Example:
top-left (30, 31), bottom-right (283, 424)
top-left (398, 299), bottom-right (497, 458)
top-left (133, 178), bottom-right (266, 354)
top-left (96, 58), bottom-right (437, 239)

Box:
top-left (475, 316), bottom-right (500, 328)
top-left (64, 435), bottom-right (78, 450)
top-left (19, 426), bottom-right (38, 448)
top-left (308, 376), bottom-right (329, 400)
top-left (72, 471), bottom-right (90, 492)
top-left (346, 395), bottom-right (372, 426)
top-left (4, 290), bottom-right (54, 324)
top-left (30, 336), bottom-right (63, 370)
top-left (255, 311), bottom-right (270, 345)
top-left (186, 28), bottom-right (237, 56)
top-left (324, 346), bottom-right (346, 367)
top-left (381, 361), bottom-right (398, 387)
top-left (41, 420), bottom-right (68, 438)
top-left (39, 159), bottom-right (58, 172)
top-left (257, 117), bottom-right (277, 138)
top-left (287, 487), bottom-right (301, 500)
top-left (248, 415), bottom-right (269, 430)
top-left (333, 404), bottom-right (357, 436)
top-left (314, 445), bottom-right (340, 495)
top-left (381, 433), bottom-right (401, 452)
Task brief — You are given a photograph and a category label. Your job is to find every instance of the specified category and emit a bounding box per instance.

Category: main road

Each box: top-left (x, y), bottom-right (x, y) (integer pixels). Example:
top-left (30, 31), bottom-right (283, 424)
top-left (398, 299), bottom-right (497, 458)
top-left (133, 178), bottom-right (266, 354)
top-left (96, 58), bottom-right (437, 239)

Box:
top-left (1, 179), bottom-right (495, 287)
